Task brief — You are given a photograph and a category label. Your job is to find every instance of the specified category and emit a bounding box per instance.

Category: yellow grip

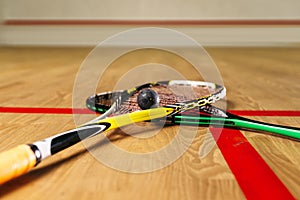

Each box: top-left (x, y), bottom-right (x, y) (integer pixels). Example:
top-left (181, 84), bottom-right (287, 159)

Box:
top-left (0, 144), bottom-right (37, 184)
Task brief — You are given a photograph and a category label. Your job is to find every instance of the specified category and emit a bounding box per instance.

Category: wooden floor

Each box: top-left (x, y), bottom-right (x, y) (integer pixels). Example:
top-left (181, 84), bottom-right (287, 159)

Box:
top-left (0, 46), bottom-right (299, 199)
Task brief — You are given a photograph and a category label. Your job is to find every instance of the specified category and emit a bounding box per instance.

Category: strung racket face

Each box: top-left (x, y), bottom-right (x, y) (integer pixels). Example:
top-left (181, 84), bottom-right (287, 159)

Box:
top-left (86, 80), bottom-right (226, 118)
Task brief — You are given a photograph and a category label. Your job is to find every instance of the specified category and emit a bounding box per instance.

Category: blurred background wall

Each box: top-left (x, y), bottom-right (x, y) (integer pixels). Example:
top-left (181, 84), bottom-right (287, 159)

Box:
top-left (1, 0), bottom-right (300, 46)
top-left (4, 0), bottom-right (300, 19)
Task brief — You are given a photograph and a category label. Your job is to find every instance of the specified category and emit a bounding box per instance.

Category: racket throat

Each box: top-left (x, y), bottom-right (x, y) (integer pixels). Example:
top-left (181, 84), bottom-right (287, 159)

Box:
top-left (33, 124), bottom-right (110, 160)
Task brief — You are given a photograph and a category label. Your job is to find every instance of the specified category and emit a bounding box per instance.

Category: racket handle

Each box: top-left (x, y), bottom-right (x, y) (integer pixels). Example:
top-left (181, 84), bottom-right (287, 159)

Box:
top-left (0, 144), bottom-right (37, 184)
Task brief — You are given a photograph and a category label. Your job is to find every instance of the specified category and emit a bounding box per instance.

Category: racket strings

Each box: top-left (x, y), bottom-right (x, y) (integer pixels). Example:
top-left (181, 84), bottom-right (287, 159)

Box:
top-left (109, 84), bottom-right (215, 116)
top-left (178, 105), bottom-right (227, 117)
top-left (88, 91), bottom-right (125, 113)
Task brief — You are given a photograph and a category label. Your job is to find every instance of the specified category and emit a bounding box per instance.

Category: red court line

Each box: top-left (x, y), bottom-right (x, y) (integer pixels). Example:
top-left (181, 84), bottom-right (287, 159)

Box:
top-left (229, 110), bottom-right (300, 116)
top-left (0, 107), bottom-right (299, 116)
top-left (4, 19), bottom-right (300, 26)
top-left (0, 107), bottom-right (94, 114)
top-left (210, 128), bottom-right (295, 199)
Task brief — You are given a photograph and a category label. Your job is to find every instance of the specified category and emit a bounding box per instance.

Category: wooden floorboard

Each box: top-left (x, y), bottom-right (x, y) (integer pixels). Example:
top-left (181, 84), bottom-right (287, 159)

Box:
top-left (0, 47), bottom-right (299, 199)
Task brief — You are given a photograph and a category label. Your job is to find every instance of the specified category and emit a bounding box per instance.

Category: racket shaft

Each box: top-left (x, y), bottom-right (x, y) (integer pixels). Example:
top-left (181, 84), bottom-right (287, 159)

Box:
top-left (104, 107), bottom-right (171, 130)
top-left (44, 107), bottom-right (171, 156)
top-left (227, 117), bottom-right (300, 139)
top-left (174, 115), bottom-right (300, 140)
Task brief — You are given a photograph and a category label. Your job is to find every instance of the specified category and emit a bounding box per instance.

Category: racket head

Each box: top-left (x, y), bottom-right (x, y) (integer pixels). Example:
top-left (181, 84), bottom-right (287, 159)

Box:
top-left (86, 80), bottom-right (226, 119)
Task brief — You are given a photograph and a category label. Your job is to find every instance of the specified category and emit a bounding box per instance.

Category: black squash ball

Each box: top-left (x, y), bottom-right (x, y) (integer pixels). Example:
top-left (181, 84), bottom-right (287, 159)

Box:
top-left (137, 89), bottom-right (159, 110)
